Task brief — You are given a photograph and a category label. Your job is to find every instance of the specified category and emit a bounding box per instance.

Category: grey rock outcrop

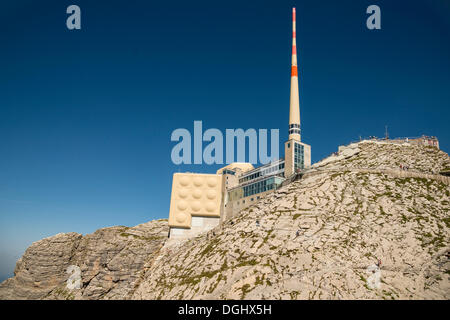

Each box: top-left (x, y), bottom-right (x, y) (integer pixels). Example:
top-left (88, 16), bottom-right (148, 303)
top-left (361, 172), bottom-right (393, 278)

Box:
top-left (0, 232), bottom-right (82, 299)
top-left (0, 220), bottom-right (168, 300)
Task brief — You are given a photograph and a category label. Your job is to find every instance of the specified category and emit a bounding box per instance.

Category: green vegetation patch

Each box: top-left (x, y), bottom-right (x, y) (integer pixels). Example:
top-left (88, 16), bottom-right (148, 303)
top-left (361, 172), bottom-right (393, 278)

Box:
top-left (240, 284), bottom-right (251, 299)
top-left (199, 238), bottom-right (220, 257)
top-left (119, 232), bottom-right (163, 241)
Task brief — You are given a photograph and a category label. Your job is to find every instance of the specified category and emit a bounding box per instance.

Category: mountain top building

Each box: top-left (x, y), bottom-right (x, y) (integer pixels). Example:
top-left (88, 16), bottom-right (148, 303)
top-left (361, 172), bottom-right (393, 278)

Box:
top-left (168, 8), bottom-right (311, 239)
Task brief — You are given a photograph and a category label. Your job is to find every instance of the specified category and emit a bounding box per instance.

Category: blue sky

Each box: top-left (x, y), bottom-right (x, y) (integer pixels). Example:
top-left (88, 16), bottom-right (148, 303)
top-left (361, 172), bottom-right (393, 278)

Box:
top-left (0, 0), bottom-right (449, 281)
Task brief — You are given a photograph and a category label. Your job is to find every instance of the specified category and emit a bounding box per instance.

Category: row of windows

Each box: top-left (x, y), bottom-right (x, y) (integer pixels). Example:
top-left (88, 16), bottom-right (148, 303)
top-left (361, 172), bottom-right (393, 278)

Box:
top-left (289, 128), bottom-right (301, 135)
top-left (289, 124), bottom-right (300, 129)
top-left (237, 195), bottom-right (261, 205)
top-left (239, 163), bottom-right (285, 184)
top-left (294, 160), bottom-right (304, 170)
top-left (243, 178), bottom-right (276, 197)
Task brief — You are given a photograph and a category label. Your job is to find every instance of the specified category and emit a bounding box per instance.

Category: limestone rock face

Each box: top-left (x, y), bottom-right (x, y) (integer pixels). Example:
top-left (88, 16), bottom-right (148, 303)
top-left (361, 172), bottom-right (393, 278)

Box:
top-left (0, 233), bottom-right (82, 300)
top-left (0, 220), bottom-right (168, 300)
top-left (1, 141), bottom-right (449, 300)
top-left (131, 142), bottom-right (449, 300)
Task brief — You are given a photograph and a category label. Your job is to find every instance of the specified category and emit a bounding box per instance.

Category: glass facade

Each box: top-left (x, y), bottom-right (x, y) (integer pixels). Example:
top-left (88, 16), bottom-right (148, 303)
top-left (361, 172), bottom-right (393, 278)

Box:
top-left (239, 162), bottom-right (285, 184)
top-left (294, 142), bottom-right (304, 171)
top-left (242, 176), bottom-right (284, 197)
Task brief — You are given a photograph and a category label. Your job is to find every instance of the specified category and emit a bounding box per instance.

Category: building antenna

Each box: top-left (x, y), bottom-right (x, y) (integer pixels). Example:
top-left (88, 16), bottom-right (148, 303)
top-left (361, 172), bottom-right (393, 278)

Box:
top-left (288, 7), bottom-right (301, 142)
top-left (385, 125), bottom-right (389, 140)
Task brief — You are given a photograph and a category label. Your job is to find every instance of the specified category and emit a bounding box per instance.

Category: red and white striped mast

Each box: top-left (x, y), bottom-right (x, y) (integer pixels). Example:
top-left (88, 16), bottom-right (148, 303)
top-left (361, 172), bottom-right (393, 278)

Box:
top-left (288, 7), bottom-right (301, 142)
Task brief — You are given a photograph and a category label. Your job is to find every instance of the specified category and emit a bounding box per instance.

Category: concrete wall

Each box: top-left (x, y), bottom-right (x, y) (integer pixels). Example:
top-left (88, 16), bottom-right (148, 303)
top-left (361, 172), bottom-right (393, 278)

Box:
top-left (169, 216), bottom-right (220, 240)
top-left (284, 140), bottom-right (294, 178)
top-left (303, 142), bottom-right (311, 168)
top-left (224, 189), bottom-right (275, 220)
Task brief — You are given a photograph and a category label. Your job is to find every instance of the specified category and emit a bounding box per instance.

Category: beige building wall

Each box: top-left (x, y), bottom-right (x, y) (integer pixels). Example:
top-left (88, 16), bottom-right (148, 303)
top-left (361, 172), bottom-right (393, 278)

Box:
top-left (217, 162), bottom-right (254, 223)
top-left (284, 140), bottom-right (295, 178)
top-left (168, 173), bottom-right (223, 237)
top-left (303, 143), bottom-right (311, 168)
top-left (222, 172), bottom-right (239, 190)
top-left (224, 188), bottom-right (274, 220)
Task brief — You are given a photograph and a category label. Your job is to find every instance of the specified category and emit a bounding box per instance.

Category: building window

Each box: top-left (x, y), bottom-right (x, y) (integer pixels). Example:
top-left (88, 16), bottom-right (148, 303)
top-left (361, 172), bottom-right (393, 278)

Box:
top-left (242, 176), bottom-right (282, 198)
top-left (294, 143), bottom-right (305, 171)
top-left (223, 169), bottom-right (236, 176)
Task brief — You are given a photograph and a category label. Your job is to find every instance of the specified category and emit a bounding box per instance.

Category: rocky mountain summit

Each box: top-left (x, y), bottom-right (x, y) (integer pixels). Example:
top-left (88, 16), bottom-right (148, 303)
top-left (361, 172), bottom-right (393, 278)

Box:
top-left (312, 140), bottom-right (449, 175)
top-left (1, 140), bottom-right (449, 299)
